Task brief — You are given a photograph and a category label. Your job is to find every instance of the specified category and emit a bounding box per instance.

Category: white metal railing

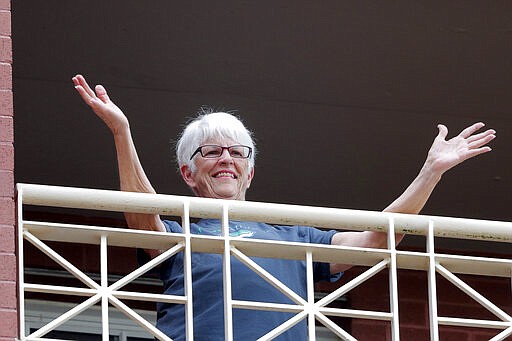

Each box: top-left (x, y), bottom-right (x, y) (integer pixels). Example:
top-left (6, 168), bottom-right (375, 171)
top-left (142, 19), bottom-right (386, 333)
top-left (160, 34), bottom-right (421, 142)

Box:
top-left (16, 183), bottom-right (512, 341)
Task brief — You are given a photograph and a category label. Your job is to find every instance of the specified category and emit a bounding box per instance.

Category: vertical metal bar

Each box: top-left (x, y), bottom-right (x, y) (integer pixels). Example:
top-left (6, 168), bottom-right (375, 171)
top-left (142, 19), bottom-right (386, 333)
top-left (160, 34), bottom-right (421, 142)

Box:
top-left (427, 220), bottom-right (439, 341)
top-left (16, 186), bottom-right (26, 340)
top-left (101, 235), bottom-right (109, 341)
top-left (222, 203), bottom-right (234, 341)
top-left (306, 251), bottom-right (316, 341)
top-left (387, 217), bottom-right (400, 341)
top-left (182, 200), bottom-right (194, 340)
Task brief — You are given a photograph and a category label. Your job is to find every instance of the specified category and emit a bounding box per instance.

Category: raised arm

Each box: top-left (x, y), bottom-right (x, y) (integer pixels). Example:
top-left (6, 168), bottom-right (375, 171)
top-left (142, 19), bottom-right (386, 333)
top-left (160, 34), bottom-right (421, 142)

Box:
top-left (72, 74), bottom-right (165, 233)
top-left (330, 122), bottom-right (495, 272)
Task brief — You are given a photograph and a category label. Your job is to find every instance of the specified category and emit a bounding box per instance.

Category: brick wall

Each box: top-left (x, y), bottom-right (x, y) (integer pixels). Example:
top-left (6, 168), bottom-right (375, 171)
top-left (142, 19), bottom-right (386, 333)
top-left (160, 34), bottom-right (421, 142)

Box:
top-left (0, 0), bottom-right (15, 340)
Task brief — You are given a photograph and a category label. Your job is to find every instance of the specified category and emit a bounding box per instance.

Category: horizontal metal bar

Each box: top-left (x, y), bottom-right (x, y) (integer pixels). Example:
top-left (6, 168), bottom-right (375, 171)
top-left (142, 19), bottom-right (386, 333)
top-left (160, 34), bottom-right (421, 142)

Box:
top-left (438, 317), bottom-right (512, 329)
top-left (112, 290), bottom-right (187, 304)
top-left (24, 283), bottom-right (97, 296)
top-left (18, 183), bottom-right (512, 242)
top-left (319, 307), bottom-right (393, 321)
top-left (231, 300), bottom-right (304, 313)
top-left (21, 221), bottom-right (512, 278)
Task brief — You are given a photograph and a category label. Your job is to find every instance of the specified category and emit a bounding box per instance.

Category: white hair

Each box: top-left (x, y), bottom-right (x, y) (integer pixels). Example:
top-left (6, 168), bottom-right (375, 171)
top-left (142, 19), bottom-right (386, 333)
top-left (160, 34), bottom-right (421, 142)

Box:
top-left (176, 110), bottom-right (256, 172)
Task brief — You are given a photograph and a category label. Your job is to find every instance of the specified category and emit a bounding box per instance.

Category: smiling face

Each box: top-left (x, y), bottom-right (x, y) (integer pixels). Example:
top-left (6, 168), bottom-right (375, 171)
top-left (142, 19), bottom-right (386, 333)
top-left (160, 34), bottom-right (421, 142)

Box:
top-left (180, 138), bottom-right (254, 200)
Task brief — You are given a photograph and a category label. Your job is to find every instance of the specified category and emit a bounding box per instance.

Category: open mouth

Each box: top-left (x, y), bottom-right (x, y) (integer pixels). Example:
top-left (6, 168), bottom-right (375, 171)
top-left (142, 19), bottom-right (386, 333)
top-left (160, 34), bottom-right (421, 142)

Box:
top-left (213, 171), bottom-right (237, 179)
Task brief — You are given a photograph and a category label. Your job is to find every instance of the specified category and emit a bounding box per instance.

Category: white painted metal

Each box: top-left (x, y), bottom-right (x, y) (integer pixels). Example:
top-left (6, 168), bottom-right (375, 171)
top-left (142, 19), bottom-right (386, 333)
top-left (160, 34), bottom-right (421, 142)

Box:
top-left (109, 243), bottom-right (185, 292)
top-left (16, 184), bottom-right (512, 340)
top-left (27, 294), bottom-right (102, 339)
top-left (427, 221), bottom-right (440, 341)
top-left (316, 259), bottom-right (390, 308)
top-left (315, 312), bottom-right (357, 341)
top-left (306, 251), bottom-right (316, 341)
top-left (108, 295), bottom-right (173, 341)
top-left (257, 311), bottom-right (308, 341)
top-left (181, 200), bottom-right (194, 341)
top-left (101, 235), bottom-right (109, 341)
top-left (490, 327), bottom-right (512, 341)
top-left (18, 184), bottom-right (512, 242)
top-left (436, 264), bottom-right (512, 323)
top-left (17, 187), bottom-right (26, 340)
top-left (231, 247), bottom-right (307, 306)
top-left (23, 231), bottom-right (100, 289)
top-left (387, 218), bottom-right (400, 341)
top-left (222, 203), bottom-right (234, 341)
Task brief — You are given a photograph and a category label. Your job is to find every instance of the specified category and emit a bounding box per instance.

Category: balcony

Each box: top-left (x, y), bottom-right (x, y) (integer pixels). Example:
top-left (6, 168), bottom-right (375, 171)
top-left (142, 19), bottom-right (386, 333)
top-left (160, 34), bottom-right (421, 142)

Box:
top-left (17, 184), bottom-right (512, 340)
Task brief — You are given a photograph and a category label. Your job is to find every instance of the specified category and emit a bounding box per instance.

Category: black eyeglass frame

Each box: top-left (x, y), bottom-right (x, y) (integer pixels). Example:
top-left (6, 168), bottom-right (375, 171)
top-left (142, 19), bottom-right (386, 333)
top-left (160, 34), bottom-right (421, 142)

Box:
top-left (190, 144), bottom-right (253, 160)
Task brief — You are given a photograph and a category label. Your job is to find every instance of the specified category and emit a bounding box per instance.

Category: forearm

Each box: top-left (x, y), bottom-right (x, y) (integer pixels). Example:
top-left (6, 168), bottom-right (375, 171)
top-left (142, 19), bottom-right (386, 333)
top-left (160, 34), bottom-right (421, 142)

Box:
top-left (383, 160), bottom-right (442, 214)
top-left (112, 126), bottom-right (165, 232)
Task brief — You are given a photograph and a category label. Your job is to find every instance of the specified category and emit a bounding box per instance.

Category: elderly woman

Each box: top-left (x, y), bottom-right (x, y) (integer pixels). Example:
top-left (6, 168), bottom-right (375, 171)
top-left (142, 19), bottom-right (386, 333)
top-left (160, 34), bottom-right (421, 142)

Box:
top-left (72, 74), bottom-right (495, 340)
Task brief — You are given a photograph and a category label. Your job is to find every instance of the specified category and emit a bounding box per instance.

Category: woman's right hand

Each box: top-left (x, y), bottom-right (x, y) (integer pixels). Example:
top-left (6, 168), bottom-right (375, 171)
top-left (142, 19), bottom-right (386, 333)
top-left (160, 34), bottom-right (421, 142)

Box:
top-left (72, 74), bottom-right (129, 135)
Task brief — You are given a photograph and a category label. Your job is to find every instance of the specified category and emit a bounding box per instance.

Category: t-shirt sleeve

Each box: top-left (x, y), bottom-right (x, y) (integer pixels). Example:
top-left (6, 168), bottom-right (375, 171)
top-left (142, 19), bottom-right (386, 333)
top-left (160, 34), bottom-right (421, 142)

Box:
top-left (136, 220), bottom-right (183, 266)
top-left (306, 226), bottom-right (343, 283)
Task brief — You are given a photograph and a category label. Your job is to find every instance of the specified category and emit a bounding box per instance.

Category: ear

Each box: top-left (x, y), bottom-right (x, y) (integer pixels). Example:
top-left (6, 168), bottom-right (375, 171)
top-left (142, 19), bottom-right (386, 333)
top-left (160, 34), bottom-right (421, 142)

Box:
top-left (246, 167), bottom-right (255, 189)
top-left (180, 164), bottom-right (196, 187)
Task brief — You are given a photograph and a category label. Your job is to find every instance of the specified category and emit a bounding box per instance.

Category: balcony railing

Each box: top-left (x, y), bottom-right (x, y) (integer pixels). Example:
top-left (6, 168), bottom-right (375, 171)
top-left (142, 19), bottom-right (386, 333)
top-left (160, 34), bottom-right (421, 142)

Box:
top-left (16, 183), bottom-right (512, 340)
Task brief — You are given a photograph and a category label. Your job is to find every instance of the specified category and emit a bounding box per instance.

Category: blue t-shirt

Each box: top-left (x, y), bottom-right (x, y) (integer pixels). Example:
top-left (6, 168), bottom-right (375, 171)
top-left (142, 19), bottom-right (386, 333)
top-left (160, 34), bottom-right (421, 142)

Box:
top-left (156, 219), bottom-right (341, 340)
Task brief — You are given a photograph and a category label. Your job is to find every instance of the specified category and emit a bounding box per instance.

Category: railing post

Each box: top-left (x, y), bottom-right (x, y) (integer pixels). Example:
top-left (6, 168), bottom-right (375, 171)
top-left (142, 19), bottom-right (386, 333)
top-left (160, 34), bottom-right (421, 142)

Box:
top-left (306, 251), bottom-right (316, 341)
top-left (16, 186), bottom-right (26, 339)
top-left (222, 203), bottom-right (234, 341)
top-left (427, 220), bottom-right (439, 341)
top-left (182, 200), bottom-right (194, 340)
top-left (100, 235), bottom-right (110, 341)
top-left (387, 217), bottom-right (400, 340)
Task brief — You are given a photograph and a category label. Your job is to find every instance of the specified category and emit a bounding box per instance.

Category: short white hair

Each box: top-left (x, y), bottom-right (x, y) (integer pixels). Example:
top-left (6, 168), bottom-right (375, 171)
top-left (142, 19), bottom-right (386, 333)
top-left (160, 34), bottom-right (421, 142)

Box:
top-left (176, 110), bottom-right (256, 172)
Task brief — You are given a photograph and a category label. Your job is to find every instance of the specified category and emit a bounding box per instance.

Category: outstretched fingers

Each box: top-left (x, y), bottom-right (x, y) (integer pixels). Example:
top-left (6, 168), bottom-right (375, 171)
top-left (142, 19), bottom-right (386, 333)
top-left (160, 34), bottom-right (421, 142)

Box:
top-left (72, 74), bottom-right (96, 98)
top-left (467, 129), bottom-right (496, 148)
top-left (458, 122), bottom-right (486, 139)
top-left (463, 146), bottom-right (492, 160)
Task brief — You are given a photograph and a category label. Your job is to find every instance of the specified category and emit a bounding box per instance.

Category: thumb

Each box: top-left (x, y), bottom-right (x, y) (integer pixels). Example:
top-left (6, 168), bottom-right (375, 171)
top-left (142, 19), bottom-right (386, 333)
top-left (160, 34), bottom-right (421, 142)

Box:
top-left (437, 124), bottom-right (448, 140)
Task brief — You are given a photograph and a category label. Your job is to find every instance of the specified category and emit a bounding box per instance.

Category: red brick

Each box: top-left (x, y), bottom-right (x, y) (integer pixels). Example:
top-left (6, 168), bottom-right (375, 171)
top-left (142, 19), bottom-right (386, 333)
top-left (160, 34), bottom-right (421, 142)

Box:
top-left (400, 326), bottom-right (430, 340)
top-left (0, 36), bottom-right (10, 63)
top-left (0, 90), bottom-right (12, 116)
top-left (0, 1), bottom-right (9, 11)
top-left (397, 271), bottom-right (428, 300)
top-left (0, 143), bottom-right (13, 170)
top-left (399, 300), bottom-right (428, 327)
top-left (0, 253), bottom-right (15, 281)
top-left (0, 170), bottom-right (13, 197)
top-left (346, 271), bottom-right (390, 311)
top-left (0, 309), bottom-right (17, 337)
top-left (438, 327), bottom-right (470, 340)
top-left (0, 11), bottom-right (10, 37)
top-left (0, 338), bottom-right (16, 341)
top-left (0, 63), bottom-right (11, 90)
top-left (439, 302), bottom-right (496, 320)
top-left (472, 330), bottom-right (505, 340)
top-left (0, 226), bottom-right (14, 253)
top-left (0, 115), bottom-right (12, 142)
top-left (0, 197), bottom-right (13, 226)
top-left (0, 281), bottom-right (16, 309)
top-left (352, 320), bottom-right (390, 340)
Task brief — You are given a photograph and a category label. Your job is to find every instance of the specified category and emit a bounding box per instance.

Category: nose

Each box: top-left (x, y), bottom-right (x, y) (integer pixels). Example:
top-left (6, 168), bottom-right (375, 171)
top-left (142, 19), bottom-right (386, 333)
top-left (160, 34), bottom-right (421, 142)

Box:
top-left (218, 148), bottom-right (234, 164)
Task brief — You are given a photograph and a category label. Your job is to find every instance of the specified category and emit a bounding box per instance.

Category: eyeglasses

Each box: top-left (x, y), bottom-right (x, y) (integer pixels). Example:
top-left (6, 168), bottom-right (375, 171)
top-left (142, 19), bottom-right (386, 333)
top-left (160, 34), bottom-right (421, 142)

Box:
top-left (190, 144), bottom-right (252, 160)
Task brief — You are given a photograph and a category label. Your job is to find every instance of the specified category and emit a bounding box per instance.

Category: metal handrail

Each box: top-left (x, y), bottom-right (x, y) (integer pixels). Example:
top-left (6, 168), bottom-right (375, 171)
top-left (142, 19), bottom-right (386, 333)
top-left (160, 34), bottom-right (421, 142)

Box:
top-left (16, 183), bottom-right (512, 341)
